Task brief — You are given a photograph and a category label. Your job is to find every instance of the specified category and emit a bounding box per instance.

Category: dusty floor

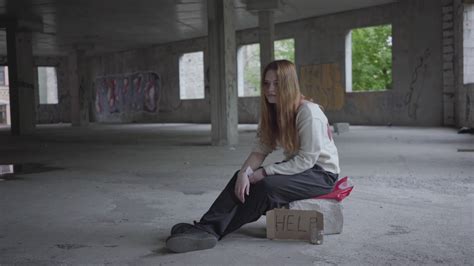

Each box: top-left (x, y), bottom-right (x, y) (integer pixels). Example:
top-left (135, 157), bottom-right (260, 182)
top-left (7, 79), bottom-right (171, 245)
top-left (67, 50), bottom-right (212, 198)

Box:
top-left (0, 124), bottom-right (473, 265)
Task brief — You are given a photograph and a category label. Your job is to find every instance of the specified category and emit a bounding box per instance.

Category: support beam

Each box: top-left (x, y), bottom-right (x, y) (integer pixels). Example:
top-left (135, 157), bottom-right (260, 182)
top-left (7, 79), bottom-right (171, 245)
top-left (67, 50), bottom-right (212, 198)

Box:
top-left (6, 28), bottom-right (36, 135)
top-left (258, 10), bottom-right (275, 72)
top-left (69, 49), bottom-right (90, 127)
top-left (247, 0), bottom-right (278, 72)
top-left (207, 0), bottom-right (238, 146)
top-left (442, 0), bottom-right (456, 125)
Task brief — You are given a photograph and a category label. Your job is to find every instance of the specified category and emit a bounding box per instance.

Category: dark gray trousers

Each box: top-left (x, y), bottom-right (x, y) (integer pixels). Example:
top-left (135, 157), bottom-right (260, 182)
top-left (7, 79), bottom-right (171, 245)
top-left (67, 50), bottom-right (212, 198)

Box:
top-left (195, 164), bottom-right (338, 239)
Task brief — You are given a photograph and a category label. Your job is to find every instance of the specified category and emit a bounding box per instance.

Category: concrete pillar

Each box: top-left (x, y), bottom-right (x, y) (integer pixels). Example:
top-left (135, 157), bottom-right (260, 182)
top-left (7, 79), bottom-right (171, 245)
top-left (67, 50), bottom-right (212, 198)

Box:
top-left (247, 0), bottom-right (278, 71)
top-left (442, 0), bottom-right (456, 125)
top-left (68, 49), bottom-right (90, 127)
top-left (6, 28), bottom-right (36, 135)
top-left (258, 10), bottom-right (275, 72)
top-left (207, 0), bottom-right (238, 146)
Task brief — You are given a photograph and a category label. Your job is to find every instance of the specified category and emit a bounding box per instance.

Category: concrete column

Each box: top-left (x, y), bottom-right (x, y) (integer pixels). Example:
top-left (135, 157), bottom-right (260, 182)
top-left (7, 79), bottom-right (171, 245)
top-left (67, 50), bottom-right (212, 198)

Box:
top-left (69, 49), bottom-right (90, 127)
top-left (207, 0), bottom-right (238, 146)
top-left (247, 0), bottom-right (278, 71)
top-left (258, 10), bottom-right (275, 72)
top-left (442, 1), bottom-right (456, 125)
top-left (6, 28), bottom-right (36, 135)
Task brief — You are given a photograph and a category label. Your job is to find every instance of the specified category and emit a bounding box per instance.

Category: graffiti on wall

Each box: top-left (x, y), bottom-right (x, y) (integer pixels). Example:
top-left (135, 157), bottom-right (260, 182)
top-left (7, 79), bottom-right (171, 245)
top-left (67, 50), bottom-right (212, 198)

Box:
top-left (95, 72), bottom-right (160, 116)
top-left (300, 63), bottom-right (344, 111)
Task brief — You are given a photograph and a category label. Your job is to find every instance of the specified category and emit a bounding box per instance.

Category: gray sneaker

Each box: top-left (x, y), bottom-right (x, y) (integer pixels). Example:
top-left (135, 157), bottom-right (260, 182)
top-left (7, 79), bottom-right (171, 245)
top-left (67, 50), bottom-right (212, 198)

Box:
top-left (166, 226), bottom-right (217, 253)
top-left (170, 223), bottom-right (194, 235)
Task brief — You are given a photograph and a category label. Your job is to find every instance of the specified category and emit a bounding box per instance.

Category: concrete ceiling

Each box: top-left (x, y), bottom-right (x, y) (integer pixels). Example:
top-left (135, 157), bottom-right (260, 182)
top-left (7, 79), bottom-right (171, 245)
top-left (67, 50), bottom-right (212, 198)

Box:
top-left (0, 0), bottom-right (396, 56)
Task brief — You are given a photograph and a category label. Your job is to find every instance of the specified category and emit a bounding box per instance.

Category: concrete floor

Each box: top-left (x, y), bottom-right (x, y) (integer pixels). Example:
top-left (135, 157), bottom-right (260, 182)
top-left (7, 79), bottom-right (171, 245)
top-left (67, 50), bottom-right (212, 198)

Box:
top-left (0, 123), bottom-right (472, 265)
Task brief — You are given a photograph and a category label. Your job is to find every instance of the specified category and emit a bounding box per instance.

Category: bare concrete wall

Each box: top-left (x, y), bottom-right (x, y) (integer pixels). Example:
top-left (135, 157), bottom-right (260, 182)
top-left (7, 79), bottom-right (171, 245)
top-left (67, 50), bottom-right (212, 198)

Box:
top-left (293, 0), bottom-right (443, 126)
top-left (56, 0), bottom-right (449, 126)
top-left (0, 56), bottom-right (70, 124)
top-left (88, 38), bottom-right (211, 123)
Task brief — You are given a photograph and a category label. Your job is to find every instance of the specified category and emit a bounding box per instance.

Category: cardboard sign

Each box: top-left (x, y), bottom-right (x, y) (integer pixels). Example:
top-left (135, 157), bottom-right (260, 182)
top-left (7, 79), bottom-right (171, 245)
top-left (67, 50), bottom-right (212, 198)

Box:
top-left (266, 208), bottom-right (324, 241)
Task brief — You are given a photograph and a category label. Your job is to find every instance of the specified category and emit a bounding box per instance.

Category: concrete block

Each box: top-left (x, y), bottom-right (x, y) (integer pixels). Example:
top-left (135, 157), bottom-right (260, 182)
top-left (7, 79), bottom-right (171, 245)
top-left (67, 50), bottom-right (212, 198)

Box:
top-left (443, 38), bottom-right (454, 46)
top-left (444, 84), bottom-right (455, 93)
top-left (443, 68), bottom-right (454, 74)
top-left (333, 122), bottom-right (350, 134)
top-left (443, 94), bottom-right (455, 102)
top-left (443, 62), bottom-right (454, 70)
top-left (443, 22), bottom-right (453, 29)
top-left (443, 45), bottom-right (454, 53)
top-left (289, 199), bottom-right (343, 235)
top-left (444, 76), bottom-right (455, 85)
top-left (442, 6), bottom-right (453, 13)
top-left (443, 14), bottom-right (453, 21)
top-left (443, 30), bottom-right (454, 37)
top-left (443, 100), bottom-right (455, 125)
top-left (443, 70), bottom-right (454, 79)
top-left (443, 53), bottom-right (454, 61)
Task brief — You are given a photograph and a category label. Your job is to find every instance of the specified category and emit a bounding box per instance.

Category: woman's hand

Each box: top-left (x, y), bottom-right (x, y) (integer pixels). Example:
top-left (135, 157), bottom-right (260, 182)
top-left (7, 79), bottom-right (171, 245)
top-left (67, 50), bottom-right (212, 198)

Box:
top-left (234, 173), bottom-right (250, 203)
top-left (234, 152), bottom-right (267, 203)
top-left (249, 168), bottom-right (266, 184)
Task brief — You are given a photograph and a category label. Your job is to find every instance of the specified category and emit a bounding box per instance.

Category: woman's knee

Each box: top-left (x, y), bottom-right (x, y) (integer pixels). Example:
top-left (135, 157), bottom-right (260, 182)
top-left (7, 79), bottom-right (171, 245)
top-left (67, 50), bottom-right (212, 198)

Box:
top-left (257, 177), bottom-right (279, 193)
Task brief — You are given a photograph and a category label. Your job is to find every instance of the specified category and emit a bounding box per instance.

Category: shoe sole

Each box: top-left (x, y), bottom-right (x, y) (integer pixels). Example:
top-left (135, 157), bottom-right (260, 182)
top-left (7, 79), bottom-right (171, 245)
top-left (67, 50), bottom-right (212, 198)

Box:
top-left (166, 233), bottom-right (217, 253)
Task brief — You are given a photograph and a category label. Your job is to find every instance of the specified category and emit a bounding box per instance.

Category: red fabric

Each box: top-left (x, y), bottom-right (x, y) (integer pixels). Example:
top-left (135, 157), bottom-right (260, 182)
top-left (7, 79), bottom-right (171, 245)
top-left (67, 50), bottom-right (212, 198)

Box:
top-left (314, 176), bottom-right (353, 202)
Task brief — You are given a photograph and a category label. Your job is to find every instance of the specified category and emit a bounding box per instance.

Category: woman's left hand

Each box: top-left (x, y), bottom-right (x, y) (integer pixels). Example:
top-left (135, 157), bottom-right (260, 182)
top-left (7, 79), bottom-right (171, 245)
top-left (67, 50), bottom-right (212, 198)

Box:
top-left (234, 174), bottom-right (250, 203)
top-left (249, 168), bottom-right (266, 184)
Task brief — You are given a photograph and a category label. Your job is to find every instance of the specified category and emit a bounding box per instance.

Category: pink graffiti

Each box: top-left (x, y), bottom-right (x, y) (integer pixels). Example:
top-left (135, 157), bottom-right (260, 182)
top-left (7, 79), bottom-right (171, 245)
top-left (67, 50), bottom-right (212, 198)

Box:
top-left (95, 90), bottom-right (102, 113)
top-left (144, 79), bottom-right (156, 112)
top-left (123, 78), bottom-right (129, 95)
top-left (108, 79), bottom-right (118, 109)
top-left (134, 76), bottom-right (142, 93)
top-left (95, 73), bottom-right (160, 116)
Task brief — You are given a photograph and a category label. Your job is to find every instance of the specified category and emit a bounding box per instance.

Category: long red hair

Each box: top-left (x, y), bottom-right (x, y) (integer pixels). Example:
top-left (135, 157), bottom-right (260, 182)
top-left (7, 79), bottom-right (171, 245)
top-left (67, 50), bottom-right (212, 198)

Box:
top-left (258, 60), bottom-right (302, 154)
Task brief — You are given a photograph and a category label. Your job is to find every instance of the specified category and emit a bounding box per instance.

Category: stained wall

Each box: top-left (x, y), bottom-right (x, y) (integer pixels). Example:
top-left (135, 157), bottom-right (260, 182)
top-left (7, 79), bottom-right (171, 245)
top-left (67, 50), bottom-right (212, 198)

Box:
top-left (37, 0), bottom-right (471, 127)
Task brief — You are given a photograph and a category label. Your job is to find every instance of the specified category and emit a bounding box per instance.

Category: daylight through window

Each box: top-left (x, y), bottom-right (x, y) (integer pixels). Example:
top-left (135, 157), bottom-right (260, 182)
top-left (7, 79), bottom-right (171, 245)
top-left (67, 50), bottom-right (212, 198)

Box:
top-left (237, 38), bottom-right (295, 97)
top-left (38, 66), bottom-right (58, 104)
top-left (346, 24), bottom-right (392, 92)
top-left (179, 51), bottom-right (205, 100)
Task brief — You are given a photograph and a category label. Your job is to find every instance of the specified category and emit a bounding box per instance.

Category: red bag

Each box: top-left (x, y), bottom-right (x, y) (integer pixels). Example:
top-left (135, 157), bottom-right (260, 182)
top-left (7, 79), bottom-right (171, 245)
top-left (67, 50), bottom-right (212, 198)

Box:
top-left (314, 176), bottom-right (353, 202)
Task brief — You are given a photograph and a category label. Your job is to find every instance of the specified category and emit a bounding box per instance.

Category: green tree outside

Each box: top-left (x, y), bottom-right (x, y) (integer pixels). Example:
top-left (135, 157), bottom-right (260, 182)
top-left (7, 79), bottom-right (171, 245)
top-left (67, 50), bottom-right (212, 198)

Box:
top-left (242, 44), bottom-right (261, 96)
top-left (241, 39), bottom-right (295, 97)
top-left (352, 24), bottom-right (392, 91)
top-left (275, 38), bottom-right (295, 63)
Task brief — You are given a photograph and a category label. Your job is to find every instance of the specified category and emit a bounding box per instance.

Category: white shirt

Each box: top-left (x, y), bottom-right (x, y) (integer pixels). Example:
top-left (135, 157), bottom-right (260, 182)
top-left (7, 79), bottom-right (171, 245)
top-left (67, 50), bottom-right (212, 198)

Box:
top-left (252, 101), bottom-right (340, 175)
